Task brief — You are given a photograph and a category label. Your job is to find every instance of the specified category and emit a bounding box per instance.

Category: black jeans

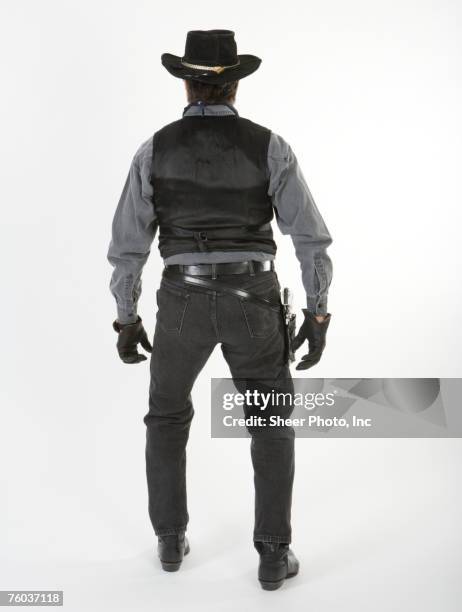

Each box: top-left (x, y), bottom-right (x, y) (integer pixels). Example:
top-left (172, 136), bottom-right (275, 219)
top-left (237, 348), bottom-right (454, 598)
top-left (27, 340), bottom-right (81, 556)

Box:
top-left (143, 268), bottom-right (295, 544)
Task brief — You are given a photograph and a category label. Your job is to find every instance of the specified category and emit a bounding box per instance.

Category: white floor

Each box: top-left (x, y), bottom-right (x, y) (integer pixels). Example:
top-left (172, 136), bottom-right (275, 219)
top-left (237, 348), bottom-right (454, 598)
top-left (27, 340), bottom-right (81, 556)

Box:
top-left (3, 438), bottom-right (461, 611)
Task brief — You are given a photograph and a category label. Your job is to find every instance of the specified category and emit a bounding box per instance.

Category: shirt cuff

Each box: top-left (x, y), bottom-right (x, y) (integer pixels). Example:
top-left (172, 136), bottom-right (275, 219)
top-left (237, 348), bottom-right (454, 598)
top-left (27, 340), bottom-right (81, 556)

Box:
top-left (116, 307), bottom-right (138, 325)
top-left (306, 295), bottom-right (328, 316)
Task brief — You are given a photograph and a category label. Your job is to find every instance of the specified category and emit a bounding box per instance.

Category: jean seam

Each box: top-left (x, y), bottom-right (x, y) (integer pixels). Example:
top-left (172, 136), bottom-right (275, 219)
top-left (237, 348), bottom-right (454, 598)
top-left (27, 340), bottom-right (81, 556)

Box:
top-left (239, 299), bottom-right (258, 338)
top-left (155, 526), bottom-right (187, 536)
top-left (254, 534), bottom-right (291, 544)
top-left (177, 296), bottom-right (189, 334)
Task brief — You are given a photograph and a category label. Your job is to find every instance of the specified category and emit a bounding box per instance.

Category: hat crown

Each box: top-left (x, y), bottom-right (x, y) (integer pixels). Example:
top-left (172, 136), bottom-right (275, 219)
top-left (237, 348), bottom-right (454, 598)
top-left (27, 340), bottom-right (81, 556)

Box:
top-left (183, 30), bottom-right (238, 66)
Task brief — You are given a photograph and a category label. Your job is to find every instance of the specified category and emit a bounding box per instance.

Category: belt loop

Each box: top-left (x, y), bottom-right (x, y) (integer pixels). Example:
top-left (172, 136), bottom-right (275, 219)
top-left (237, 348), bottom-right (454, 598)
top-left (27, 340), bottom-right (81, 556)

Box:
top-left (179, 264), bottom-right (184, 273)
top-left (248, 260), bottom-right (255, 276)
top-left (212, 263), bottom-right (217, 280)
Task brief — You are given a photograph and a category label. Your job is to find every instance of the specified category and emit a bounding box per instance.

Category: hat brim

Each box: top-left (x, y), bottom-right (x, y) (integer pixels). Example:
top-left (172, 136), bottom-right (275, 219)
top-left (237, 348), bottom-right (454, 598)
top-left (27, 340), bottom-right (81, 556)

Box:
top-left (161, 53), bottom-right (261, 84)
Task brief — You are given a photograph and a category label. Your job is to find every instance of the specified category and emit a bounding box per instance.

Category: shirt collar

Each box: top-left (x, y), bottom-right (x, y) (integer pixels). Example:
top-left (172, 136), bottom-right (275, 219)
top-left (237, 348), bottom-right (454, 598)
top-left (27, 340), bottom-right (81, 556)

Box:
top-left (182, 101), bottom-right (238, 117)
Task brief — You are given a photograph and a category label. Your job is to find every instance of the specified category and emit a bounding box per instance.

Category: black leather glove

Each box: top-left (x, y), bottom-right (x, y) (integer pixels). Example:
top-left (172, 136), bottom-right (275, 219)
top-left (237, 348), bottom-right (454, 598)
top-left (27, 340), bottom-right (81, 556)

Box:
top-left (292, 310), bottom-right (331, 371)
top-left (112, 316), bottom-right (152, 364)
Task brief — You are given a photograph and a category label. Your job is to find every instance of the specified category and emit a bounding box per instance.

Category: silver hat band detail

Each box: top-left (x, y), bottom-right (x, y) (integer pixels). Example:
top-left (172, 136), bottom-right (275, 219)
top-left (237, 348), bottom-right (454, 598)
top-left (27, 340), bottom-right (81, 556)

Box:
top-left (180, 59), bottom-right (241, 74)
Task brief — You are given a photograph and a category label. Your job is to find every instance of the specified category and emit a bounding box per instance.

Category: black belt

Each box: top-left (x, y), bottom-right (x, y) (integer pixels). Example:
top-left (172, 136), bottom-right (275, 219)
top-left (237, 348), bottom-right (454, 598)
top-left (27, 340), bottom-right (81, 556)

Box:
top-left (164, 260), bottom-right (274, 277)
top-left (164, 273), bottom-right (281, 312)
top-left (163, 260), bottom-right (280, 312)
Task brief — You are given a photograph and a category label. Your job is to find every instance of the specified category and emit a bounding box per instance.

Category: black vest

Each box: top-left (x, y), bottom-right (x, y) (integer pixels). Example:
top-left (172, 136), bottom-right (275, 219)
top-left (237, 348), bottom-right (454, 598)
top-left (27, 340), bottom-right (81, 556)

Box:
top-left (150, 114), bottom-right (277, 258)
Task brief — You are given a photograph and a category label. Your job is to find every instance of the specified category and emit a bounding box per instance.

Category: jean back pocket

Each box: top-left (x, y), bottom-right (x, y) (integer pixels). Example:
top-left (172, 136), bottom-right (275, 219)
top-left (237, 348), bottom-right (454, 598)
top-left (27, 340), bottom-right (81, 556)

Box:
top-left (156, 281), bottom-right (190, 333)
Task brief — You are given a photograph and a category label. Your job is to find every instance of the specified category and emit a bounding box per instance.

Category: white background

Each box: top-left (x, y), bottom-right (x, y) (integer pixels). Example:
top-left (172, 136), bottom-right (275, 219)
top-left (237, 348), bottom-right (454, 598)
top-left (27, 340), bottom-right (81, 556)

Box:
top-left (1, 1), bottom-right (461, 610)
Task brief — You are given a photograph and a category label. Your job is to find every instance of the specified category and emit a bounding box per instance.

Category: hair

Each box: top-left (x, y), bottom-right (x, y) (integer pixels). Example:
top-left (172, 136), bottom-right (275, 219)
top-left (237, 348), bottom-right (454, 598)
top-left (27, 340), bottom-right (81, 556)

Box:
top-left (184, 80), bottom-right (239, 104)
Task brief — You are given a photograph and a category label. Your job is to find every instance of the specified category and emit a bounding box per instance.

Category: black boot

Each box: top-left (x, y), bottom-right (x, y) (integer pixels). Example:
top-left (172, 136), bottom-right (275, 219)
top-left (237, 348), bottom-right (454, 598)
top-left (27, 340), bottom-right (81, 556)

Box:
top-left (157, 533), bottom-right (190, 572)
top-left (255, 542), bottom-right (299, 590)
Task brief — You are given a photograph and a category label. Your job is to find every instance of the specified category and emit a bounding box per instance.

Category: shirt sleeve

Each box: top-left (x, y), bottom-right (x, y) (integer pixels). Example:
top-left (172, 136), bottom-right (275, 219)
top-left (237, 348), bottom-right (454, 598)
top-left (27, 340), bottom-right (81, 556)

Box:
top-left (107, 137), bottom-right (158, 324)
top-left (268, 132), bottom-right (333, 315)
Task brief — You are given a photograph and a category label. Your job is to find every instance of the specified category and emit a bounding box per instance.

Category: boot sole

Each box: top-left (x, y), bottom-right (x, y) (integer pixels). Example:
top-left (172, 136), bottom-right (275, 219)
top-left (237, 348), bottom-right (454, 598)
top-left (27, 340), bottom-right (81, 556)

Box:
top-left (259, 578), bottom-right (285, 591)
top-left (259, 568), bottom-right (299, 591)
top-left (161, 561), bottom-right (182, 572)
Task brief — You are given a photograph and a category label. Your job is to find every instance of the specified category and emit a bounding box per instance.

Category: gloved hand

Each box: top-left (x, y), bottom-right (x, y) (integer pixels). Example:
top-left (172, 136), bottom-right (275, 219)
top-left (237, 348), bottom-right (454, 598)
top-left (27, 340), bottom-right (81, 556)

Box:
top-left (292, 310), bottom-right (331, 371)
top-left (112, 316), bottom-right (152, 364)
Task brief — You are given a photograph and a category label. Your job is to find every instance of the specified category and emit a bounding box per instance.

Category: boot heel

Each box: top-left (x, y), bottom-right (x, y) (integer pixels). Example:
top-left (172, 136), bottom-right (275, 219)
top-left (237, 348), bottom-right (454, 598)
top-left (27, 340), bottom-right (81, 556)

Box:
top-left (157, 534), bottom-right (189, 572)
top-left (161, 560), bottom-right (182, 572)
top-left (259, 579), bottom-right (285, 591)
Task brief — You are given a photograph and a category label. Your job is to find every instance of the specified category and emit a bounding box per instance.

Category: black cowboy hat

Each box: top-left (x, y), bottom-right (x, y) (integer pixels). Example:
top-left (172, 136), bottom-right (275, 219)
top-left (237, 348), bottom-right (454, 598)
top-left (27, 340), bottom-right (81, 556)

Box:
top-left (161, 30), bottom-right (261, 85)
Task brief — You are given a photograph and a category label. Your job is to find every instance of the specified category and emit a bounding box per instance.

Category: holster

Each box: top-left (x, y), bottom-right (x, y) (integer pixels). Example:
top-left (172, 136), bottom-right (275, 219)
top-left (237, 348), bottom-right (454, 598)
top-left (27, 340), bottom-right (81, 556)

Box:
top-left (282, 305), bottom-right (297, 364)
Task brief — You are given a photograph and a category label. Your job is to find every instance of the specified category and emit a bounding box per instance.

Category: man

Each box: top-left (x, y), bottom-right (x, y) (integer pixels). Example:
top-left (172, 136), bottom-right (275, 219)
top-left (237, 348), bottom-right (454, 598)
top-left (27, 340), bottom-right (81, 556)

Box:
top-left (108, 29), bottom-right (333, 591)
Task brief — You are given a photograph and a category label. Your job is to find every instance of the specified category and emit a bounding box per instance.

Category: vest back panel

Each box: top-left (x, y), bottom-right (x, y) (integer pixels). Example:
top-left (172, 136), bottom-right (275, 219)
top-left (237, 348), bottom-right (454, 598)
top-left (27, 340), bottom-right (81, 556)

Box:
top-left (150, 115), bottom-right (277, 257)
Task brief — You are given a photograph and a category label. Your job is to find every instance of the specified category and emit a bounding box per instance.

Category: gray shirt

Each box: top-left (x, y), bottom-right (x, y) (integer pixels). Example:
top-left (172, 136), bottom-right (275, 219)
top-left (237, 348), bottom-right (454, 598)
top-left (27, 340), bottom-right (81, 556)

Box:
top-left (108, 103), bottom-right (333, 323)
